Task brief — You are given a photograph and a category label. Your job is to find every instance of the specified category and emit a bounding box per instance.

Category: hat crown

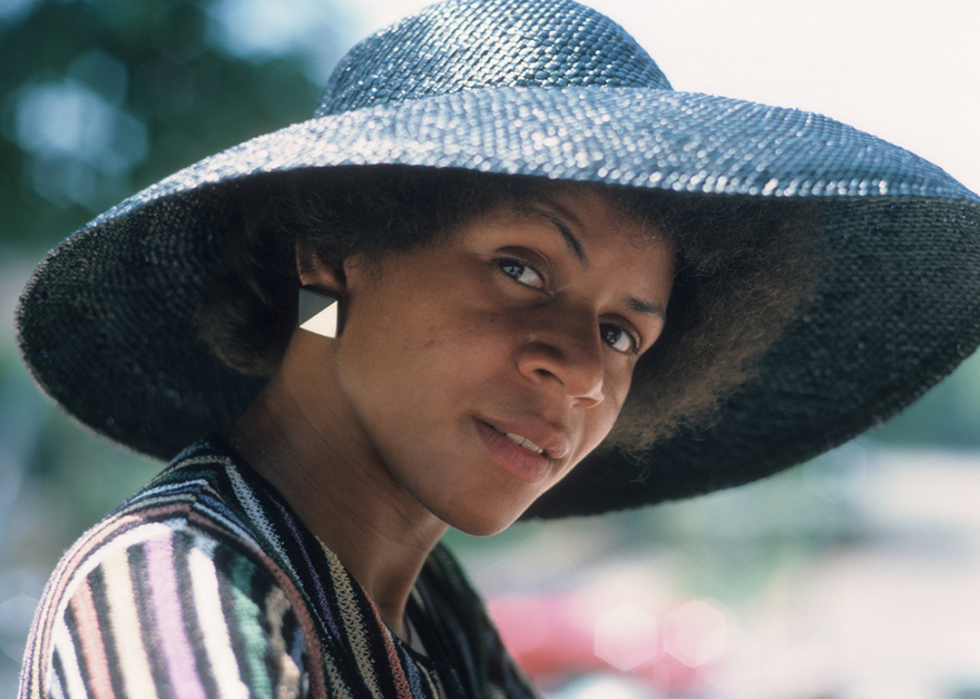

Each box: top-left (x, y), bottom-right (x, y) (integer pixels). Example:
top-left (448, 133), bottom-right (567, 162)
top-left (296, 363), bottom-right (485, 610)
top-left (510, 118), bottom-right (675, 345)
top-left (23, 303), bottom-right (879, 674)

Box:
top-left (316, 0), bottom-right (672, 116)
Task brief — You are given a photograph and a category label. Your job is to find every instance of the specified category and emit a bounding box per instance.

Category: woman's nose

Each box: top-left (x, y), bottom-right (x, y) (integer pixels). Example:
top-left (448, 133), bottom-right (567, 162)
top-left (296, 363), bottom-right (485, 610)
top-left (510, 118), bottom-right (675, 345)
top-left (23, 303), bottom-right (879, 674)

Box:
top-left (516, 310), bottom-right (605, 407)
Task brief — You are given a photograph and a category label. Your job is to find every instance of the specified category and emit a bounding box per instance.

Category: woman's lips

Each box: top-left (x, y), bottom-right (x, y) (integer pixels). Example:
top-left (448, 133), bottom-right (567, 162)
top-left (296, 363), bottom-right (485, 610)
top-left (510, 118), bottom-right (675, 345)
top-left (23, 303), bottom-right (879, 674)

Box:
top-left (475, 419), bottom-right (553, 485)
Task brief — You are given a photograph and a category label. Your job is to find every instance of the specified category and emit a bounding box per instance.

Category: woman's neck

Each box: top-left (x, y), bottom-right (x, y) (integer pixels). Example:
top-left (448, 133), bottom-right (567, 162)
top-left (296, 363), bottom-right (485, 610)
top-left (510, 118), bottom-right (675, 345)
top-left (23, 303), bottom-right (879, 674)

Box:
top-left (227, 343), bottom-right (448, 641)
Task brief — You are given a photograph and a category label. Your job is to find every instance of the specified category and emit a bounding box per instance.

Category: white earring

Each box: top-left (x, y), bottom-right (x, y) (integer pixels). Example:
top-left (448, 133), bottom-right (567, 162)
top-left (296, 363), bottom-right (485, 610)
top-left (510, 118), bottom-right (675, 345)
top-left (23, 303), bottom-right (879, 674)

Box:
top-left (298, 286), bottom-right (342, 338)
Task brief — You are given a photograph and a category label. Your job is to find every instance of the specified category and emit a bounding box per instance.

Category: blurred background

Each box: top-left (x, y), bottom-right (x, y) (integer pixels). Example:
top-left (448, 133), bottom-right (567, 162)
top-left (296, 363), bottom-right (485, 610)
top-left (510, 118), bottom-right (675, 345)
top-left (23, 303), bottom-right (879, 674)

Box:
top-left (1, 0), bottom-right (979, 697)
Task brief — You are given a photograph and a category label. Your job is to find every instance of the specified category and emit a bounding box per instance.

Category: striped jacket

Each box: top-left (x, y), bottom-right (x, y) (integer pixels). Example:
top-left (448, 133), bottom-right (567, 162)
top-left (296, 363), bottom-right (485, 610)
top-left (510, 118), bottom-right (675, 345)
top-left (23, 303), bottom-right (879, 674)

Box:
top-left (20, 436), bottom-right (539, 699)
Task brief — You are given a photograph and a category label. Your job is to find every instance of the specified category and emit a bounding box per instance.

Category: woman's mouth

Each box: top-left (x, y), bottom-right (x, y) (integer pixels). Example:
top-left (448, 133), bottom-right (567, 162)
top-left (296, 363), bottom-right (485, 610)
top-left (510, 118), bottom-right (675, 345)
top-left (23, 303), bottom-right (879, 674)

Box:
top-left (475, 419), bottom-right (553, 485)
top-left (492, 425), bottom-right (547, 456)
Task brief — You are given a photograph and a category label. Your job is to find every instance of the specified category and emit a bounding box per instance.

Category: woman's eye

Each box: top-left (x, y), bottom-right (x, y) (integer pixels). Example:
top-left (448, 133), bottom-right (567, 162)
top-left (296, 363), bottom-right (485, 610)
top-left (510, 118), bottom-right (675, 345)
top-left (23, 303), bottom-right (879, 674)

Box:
top-left (496, 257), bottom-right (545, 290)
top-left (601, 324), bottom-right (639, 354)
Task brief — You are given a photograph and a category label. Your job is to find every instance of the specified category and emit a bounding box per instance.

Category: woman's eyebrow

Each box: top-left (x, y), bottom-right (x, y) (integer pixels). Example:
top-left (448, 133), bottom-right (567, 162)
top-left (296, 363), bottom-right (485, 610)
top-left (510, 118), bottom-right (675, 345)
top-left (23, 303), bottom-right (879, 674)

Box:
top-left (628, 297), bottom-right (666, 320)
top-left (528, 205), bottom-right (588, 267)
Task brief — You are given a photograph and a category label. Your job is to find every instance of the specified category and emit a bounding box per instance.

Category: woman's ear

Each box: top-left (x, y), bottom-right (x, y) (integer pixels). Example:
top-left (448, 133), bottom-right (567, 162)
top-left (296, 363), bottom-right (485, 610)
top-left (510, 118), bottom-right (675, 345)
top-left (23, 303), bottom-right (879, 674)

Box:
top-left (295, 243), bottom-right (346, 339)
top-left (295, 242), bottom-right (346, 292)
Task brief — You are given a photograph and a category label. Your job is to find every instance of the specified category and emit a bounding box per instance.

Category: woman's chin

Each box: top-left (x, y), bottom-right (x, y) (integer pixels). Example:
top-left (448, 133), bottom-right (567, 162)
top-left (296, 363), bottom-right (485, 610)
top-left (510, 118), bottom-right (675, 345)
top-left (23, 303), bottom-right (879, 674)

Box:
top-left (436, 501), bottom-right (530, 538)
top-left (452, 518), bottom-right (519, 538)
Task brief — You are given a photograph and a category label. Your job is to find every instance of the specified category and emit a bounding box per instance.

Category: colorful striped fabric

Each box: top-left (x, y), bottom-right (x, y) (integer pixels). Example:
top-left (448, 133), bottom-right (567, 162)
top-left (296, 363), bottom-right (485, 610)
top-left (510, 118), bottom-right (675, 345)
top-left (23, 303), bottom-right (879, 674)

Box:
top-left (20, 436), bottom-right (539, 699)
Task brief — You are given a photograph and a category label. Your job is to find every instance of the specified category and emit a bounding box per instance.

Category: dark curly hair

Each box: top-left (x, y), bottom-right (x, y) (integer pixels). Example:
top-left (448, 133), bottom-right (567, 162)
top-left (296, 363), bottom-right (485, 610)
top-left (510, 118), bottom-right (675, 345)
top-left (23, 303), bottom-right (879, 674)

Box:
top-left (198, 165), bottom-right (822, 452)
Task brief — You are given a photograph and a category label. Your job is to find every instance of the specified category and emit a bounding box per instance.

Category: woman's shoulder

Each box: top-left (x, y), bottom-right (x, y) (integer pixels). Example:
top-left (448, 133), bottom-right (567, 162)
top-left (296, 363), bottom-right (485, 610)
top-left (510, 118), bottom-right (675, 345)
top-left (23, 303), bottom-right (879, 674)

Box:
top-left (46, 436), bottom-right (276, 582)
top-left (118, 437), bottom-right (266, 539)
top-left (20, 436), bottom-right (328, 699)
top-left (33, 434), bottom-right (316, 627)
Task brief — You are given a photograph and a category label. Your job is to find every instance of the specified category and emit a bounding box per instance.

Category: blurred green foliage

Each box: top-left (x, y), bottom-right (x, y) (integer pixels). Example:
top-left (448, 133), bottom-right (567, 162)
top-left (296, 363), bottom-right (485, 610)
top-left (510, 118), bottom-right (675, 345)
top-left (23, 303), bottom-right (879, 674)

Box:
top-left (0, 0), bottom-right (331, 581)
top-left (1, 0), bottom-right (323, 251)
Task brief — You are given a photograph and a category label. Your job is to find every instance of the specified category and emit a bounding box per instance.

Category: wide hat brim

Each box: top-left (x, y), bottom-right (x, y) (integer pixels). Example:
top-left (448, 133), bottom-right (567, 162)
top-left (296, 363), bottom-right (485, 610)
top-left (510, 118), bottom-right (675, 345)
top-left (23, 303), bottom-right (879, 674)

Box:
top-left (16, 81), bottom-right (980, 518)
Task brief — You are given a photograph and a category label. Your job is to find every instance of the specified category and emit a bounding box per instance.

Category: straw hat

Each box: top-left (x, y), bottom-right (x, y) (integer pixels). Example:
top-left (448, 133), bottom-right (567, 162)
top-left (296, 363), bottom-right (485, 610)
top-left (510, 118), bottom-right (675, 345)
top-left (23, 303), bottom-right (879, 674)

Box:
top-left (16, 0), bottom-right (980, 518)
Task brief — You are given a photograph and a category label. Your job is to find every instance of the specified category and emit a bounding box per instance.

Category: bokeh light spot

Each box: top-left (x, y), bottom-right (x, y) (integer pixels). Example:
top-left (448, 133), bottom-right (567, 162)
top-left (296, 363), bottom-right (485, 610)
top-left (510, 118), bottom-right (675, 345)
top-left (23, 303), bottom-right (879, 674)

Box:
top-left (663, 599), bottom-right (727, 667)
top-left (594, 604), bottom-right (659, 672)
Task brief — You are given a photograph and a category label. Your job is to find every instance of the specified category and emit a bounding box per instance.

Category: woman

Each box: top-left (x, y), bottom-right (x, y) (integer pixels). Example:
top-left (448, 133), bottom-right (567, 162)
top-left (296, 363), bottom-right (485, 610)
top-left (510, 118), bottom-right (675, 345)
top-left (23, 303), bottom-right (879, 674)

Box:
top-left (15, 0), bottom-right (980, 697)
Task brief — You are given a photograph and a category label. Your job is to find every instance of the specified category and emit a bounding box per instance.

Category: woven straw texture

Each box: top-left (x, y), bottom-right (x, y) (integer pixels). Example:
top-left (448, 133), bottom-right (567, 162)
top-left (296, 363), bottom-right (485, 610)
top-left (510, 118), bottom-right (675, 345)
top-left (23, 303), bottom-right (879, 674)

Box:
top-left (16, 0), bottom-right (980, 518)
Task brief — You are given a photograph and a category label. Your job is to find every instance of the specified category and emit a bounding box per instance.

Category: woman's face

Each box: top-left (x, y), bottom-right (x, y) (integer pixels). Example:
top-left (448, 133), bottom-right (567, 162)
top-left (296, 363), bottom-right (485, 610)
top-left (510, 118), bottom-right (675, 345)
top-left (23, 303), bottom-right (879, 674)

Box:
top-left (322, 187), bottom-right (674, 535)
